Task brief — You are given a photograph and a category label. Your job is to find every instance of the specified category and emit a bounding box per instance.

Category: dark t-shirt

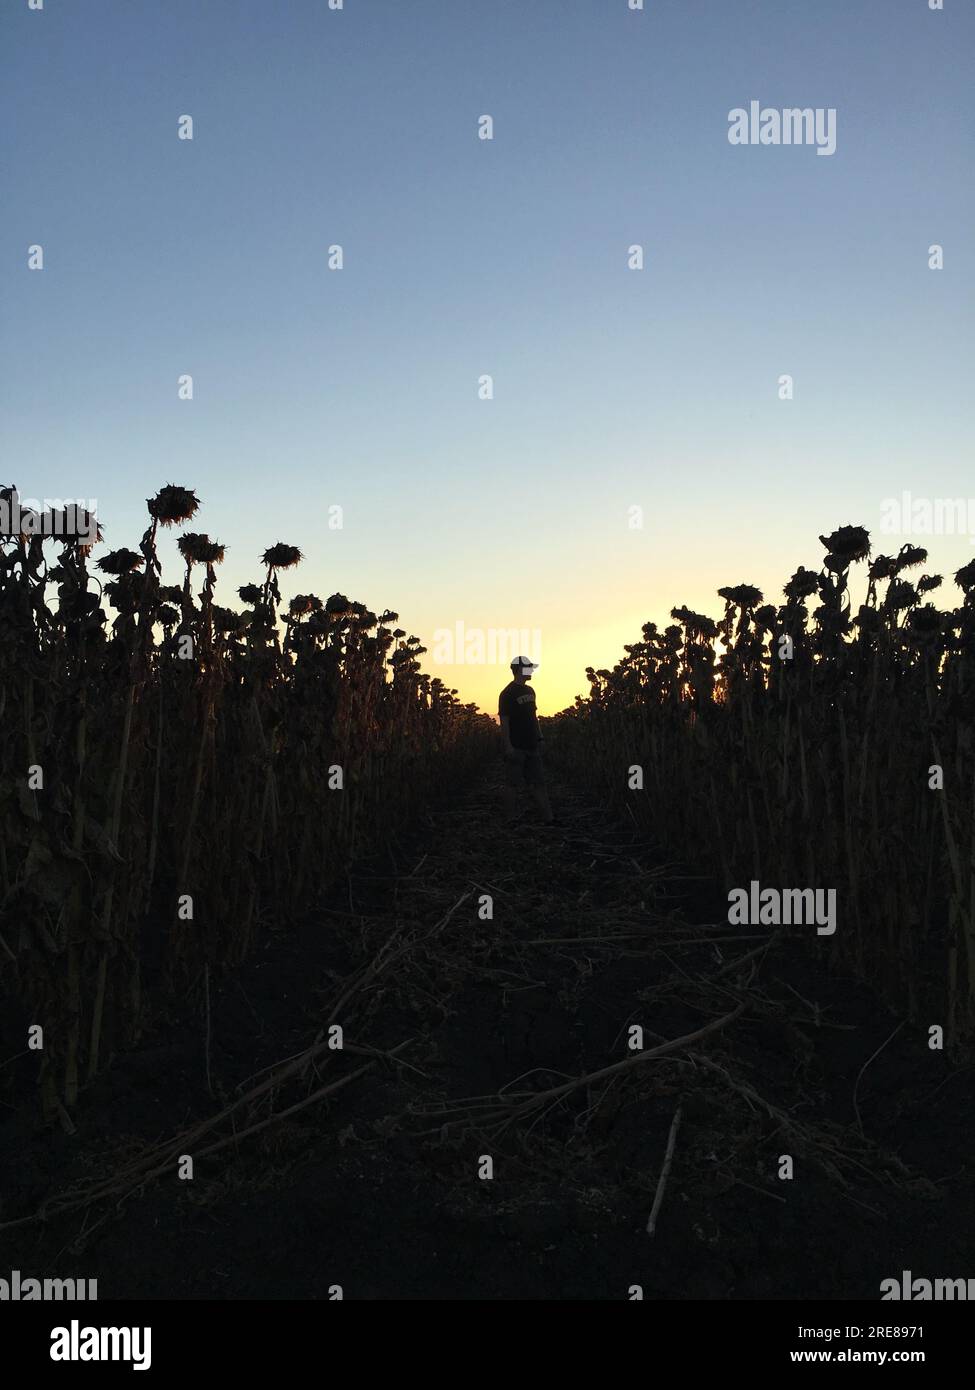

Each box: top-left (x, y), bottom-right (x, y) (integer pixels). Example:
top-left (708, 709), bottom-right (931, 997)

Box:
top-left (499, 680), bottom-right (540, 751)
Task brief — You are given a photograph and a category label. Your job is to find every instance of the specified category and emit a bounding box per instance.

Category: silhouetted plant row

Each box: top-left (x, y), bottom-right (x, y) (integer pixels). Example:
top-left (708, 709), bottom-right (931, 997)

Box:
top-left (0, 485), bottom-right (491, 1118)
top-left (551, 526), bottom-right (975, 1050)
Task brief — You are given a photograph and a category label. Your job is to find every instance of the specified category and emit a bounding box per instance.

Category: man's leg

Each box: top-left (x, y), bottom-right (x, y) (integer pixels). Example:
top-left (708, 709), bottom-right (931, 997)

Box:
top-left (525, 753), bottom-right (554, 823)
top-left (503, 749), bottom-right (527, 821)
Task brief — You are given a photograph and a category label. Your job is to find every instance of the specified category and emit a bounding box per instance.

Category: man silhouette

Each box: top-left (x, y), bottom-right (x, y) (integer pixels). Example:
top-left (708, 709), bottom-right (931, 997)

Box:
top-left (498, 655), bottom-right (556, 824)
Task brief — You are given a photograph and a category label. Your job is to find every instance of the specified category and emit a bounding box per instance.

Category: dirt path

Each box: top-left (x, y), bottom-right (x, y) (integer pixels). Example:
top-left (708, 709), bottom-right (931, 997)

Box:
top-left (3, 765), bottom-right (973, 1300)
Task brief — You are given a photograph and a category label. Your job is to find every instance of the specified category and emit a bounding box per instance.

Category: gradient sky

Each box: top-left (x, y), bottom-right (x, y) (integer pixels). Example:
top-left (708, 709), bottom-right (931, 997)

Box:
top-left (3, 0), bottom-right (973, 712)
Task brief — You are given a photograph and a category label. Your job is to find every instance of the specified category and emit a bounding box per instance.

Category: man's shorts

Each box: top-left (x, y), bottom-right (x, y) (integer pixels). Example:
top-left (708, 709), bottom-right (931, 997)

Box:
top-left (505, 747), bottom-right (545, 787)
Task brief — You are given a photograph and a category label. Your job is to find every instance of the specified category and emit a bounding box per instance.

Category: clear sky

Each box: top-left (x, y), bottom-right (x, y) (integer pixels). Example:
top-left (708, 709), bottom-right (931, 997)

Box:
top-left (3, 0), bottom-right (973, 713)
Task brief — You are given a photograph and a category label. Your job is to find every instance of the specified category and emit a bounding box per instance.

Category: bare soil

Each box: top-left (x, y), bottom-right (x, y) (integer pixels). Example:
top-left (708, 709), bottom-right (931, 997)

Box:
top-left (2, 766), bottom-right (972, 1300)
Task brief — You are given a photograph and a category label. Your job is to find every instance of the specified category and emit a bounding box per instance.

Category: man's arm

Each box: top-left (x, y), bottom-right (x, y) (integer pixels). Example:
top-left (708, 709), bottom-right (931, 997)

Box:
top-left (499, 713), bottom-right (514, 754)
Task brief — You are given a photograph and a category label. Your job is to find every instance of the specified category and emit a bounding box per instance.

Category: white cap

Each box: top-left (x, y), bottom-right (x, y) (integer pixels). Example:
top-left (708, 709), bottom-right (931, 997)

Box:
top-left (510, 655), bottom-right (538, 671)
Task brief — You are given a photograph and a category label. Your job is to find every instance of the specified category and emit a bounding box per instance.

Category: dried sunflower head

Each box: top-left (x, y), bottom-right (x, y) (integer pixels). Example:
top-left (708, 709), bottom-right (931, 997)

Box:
top-left (237, 584), bottom-right (263, 606)
top-left (854, 605), bottom-right (882, 633)
top-left (157, 604), bottom-right (180, 627)
top-left (261, 543), bottom-right (303, 570)
top-left (288, 594), bottom-right (322, 618)
top-left (178, 533), bottom-right (226, 565)
top-left (212, 606), bottom-right (243, 634)
top-left (104, 573), bottom-right (141, 611)
top-left (51, 505), bottom-right (102, 552)
top-left (15, 509), bottom-right (44, 539)
top-left (671, 606), bottom-right (719, 640)
top-left (907, 605), bottom-right (944, 639)
top-left (0, 485), bottom-right (30, 538)
top-left (97, 548), bottom-right (144, 576)
top-left (813, 603), bottom-right (849, 632)
top-left (783, 567), bottom-right (819, 601)
top-left (819, 525), bottom-right (870, 564)
top-left (718, 584), bottom-right (763, 610)
top-left (148, 485), bottom-right (200, 527)
top-left (917, 574), bottom-right (942, 594)
top-left (886, 578), bottom-right (917, 611)
top-left (954, 558), bottom-right (975, 595)
top-left (894, 543), bottom-right (928, 573)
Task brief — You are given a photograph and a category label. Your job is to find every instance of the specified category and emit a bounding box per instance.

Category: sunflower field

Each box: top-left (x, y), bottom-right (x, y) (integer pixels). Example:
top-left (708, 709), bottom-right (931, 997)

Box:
top-left (0, 484), bottom-right (490, 1118)
top-left (551, 525), bottom-right (975, 1051)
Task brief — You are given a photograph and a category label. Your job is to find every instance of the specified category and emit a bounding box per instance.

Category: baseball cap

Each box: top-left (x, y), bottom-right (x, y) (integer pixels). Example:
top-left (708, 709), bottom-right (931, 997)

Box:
top-left (510, 655), bottom-right (538, 672)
